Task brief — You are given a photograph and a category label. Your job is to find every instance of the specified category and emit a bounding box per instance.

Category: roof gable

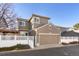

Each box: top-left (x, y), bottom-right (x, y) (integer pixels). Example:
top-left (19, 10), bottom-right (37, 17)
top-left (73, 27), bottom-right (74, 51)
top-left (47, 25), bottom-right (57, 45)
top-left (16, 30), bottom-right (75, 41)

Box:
top-left (36, 23), bottom-right (60, 34)
top-left (29, 14), bottom-right (50, 22)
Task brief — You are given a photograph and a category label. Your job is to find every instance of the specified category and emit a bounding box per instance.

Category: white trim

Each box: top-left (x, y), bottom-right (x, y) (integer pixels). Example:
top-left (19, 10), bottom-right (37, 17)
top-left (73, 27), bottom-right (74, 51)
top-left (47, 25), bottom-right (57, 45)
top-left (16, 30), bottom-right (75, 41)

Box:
top-left (19, 21), bottom-right (25, 26)
top-left (36, 23), bottom-right (49, 30)
top-left (39, 33), bottom-right (60, 35)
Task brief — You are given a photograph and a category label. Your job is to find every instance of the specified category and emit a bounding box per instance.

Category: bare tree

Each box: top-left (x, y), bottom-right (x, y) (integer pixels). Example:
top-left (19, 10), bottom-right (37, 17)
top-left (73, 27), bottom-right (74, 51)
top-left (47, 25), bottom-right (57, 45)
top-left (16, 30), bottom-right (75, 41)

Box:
top-left (0, 3), bottom-right (17, 29)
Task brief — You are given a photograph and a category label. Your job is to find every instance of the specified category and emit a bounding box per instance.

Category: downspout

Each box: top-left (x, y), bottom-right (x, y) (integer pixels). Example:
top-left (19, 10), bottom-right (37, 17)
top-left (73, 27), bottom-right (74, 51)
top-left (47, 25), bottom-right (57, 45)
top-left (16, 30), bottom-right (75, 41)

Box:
top-left (59, 31), bottom-right (62, 44)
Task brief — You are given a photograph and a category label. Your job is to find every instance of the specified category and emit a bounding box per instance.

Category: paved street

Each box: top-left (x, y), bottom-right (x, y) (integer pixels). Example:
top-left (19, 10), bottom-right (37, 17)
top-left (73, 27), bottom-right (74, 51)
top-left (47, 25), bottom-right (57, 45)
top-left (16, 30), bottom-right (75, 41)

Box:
top-left (0, 45), bottom-right (79, 56)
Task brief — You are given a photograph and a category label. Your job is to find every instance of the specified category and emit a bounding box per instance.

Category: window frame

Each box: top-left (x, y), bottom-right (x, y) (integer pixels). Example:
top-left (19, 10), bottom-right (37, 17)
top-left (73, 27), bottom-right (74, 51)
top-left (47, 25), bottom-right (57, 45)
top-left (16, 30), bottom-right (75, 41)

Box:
top-left (19, 21), bottom-right (25, 26)
top-left (33, 17), bottom-right (40, 24)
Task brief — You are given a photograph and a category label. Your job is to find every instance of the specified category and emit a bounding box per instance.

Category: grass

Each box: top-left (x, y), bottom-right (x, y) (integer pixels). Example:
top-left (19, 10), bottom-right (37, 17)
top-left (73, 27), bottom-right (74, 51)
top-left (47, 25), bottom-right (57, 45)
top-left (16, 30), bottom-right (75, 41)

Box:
top-left (0, 44), bottom-right (31, 52)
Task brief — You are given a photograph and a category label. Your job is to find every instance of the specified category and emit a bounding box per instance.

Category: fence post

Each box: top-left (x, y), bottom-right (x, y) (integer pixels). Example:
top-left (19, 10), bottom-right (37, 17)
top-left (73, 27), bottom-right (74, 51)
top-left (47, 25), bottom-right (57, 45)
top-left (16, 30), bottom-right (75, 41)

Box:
top-left (0, 35), bottom-right (1, 43)
top-left (27, 36), bottom-right (29, 46)
top-left (15, 35), bottom-right (17, 45)
top-left (15, 35), bottom-right (16, 40)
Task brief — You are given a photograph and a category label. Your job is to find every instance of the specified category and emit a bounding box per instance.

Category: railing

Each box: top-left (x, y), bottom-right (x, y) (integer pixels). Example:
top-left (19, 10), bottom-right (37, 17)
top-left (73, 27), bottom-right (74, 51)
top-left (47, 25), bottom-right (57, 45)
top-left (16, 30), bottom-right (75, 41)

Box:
top-left (0, 35), bottom-right (35, 48)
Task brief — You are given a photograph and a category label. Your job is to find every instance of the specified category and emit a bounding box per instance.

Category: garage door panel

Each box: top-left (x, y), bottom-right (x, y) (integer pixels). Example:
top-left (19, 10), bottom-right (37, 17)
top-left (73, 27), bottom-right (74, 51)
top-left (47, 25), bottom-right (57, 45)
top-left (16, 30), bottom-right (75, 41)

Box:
top-left (39, 35), bottom-right (60, 45)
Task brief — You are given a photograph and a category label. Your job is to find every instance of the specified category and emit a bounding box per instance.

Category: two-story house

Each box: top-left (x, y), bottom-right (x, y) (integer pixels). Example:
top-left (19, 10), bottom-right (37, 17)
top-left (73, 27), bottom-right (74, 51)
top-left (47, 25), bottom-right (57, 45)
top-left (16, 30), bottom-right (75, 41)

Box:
top-left (29, 14), bottom-right (61, 46)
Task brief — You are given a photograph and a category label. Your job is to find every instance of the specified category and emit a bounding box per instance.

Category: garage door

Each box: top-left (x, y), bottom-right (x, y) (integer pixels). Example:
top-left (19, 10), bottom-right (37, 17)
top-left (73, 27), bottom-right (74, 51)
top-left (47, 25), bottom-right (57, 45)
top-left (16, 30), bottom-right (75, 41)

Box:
top-left (39, 33), bottom-right (60, 45)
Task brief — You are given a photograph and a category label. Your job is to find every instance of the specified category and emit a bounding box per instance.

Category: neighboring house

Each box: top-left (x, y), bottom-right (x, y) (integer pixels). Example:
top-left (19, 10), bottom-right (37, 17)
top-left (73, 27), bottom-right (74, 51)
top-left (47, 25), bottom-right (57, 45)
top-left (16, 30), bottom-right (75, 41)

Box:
top-left (61, 31), bottom-right (79, 43)
top-left (0, 18), bottom-right (19, 35)
top-left (7, 20), bottom-right (17, 30)
top-left (29, 14), bottom-right (61, 46)
top-left (17, 18), bottom-right (31, 36)
top-left (0, 18), bottom-right (30, 36)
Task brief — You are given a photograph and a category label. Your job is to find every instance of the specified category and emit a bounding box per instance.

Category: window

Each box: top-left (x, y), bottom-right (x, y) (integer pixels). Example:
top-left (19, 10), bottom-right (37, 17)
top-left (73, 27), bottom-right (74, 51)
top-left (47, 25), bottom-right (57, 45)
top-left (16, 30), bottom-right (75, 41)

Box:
top-left (19, 21), bottom-right (25, 26)
top-left (34, 17), bottom-right (40, 23)
top-left (19, 22), bottom-right (22, 25)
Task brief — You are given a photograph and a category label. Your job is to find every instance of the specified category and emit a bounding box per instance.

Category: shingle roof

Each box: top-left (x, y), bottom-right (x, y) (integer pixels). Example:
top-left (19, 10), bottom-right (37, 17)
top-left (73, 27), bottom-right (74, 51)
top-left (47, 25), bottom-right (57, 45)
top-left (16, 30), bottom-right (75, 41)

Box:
top-left (55, 25), bottom-right (69, 32)
top-left (61, 31), bottom-right (79, 36)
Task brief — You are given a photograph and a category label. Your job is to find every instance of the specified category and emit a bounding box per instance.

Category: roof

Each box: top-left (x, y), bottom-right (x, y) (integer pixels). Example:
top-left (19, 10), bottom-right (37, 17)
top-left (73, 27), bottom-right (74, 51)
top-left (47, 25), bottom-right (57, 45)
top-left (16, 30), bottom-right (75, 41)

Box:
top-left (0, 29), bottom-right (19, 33)
top-left (55, 25), bottom-right (69, 32)
top-left (32, 14), bottom-right (50, 19)
top-left (29, 14), bottom-right (50, 22)
top-left (35, 23), bottom-right (61, 34)
top-left (18, 29), bottom-right (28, 31)
top-left (17, 18), bottom-right (28, 22)
top-left (61, 31), bottom-right (79, 36)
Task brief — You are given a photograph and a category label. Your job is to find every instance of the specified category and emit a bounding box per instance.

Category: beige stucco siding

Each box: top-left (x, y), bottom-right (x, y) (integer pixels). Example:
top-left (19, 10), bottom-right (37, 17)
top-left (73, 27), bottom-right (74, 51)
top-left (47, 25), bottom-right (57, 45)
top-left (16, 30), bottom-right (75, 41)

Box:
top-left (36, 24), bottom-right (61, 45)
top-left (37, 24), bottom-right (60, 34)
top-left (30, 16), bottom-right (49, 29)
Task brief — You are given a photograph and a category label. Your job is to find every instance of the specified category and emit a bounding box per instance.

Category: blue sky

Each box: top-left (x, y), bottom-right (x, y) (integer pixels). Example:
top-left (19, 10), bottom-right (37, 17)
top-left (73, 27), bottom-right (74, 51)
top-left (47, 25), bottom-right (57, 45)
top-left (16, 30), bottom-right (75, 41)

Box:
top-left (13, 3), bottom-right (79, 27)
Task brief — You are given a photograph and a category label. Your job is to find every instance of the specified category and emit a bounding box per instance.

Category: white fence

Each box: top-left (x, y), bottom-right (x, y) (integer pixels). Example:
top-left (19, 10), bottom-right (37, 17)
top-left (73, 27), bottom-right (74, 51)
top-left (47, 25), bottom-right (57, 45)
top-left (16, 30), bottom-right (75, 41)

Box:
top-left (61, 36), bottom-right (79, 43)
top-left (0, 35), bottom-right (35, 48)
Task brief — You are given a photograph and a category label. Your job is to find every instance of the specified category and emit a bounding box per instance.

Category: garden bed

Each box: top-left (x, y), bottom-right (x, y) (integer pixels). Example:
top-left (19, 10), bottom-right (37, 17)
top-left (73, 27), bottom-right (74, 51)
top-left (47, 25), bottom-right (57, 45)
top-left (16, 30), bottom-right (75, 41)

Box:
top-left (0, 44), bottom-right (31, 52)
top-left (62, 41), bottom-right (79, 45)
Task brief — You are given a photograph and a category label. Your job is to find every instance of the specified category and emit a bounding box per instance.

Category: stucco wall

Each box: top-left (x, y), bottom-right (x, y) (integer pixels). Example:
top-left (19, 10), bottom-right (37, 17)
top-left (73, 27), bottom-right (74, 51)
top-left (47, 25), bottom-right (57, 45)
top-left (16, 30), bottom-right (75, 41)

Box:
top-left (37, 24), bottom-right (60, 34)
top-left (30, 16), bottom-right (49, 29)
top-left (36, 24), bottom-right (60, 46)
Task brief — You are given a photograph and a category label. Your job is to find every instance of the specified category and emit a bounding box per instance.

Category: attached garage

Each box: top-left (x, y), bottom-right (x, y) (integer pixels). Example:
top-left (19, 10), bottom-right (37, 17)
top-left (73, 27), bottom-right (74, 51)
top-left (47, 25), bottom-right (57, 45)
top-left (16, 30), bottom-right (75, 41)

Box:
top-left (39, 33), bottom-right (60, 45)
top-left (35, 24), bottom-right (61, 46)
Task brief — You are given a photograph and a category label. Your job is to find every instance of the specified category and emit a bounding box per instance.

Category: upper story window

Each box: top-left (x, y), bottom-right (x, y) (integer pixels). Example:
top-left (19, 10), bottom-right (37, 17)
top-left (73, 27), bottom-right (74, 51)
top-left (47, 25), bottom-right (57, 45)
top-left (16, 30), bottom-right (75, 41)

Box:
top-left (34, 17), bottom-right (40, 24)
top-left (19, 21), bottom-right (25, 26)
